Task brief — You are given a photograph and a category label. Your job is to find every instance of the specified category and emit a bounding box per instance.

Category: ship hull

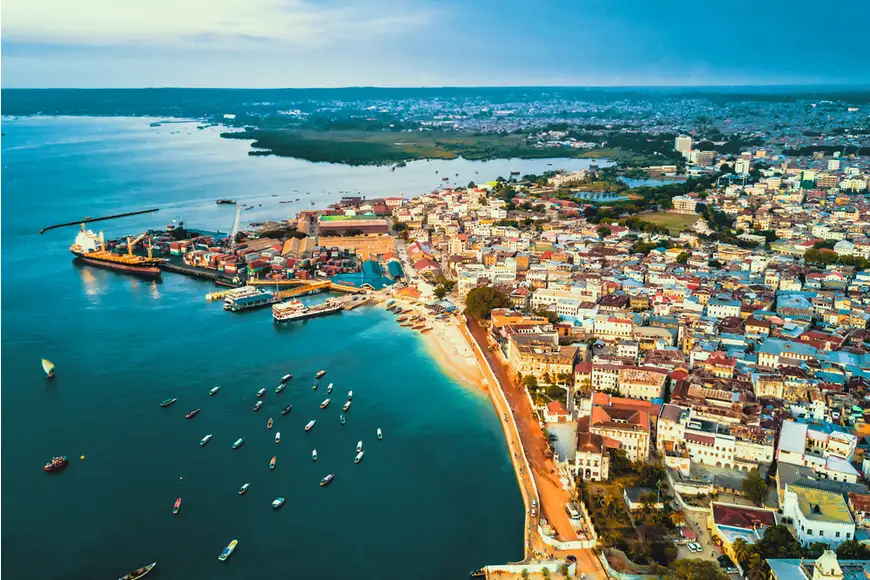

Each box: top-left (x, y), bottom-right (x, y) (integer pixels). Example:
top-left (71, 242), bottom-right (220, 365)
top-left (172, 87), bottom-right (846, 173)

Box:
top-left (72, 252), bottom-right (161, 279)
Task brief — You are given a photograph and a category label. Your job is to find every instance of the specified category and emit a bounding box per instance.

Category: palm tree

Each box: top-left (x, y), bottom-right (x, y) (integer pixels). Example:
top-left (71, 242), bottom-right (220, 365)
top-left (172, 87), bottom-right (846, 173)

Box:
top-left (542, 568), bottom-right (552, 580)
top-left (733, 538), bottom-right (750, 566)
top-left (521, 569), bottom-right (530, 580)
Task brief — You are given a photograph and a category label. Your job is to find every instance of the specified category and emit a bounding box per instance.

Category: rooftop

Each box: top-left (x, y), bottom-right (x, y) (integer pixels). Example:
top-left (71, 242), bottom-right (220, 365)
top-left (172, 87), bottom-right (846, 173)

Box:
top-left (787, 484), bottom-right (854, 524)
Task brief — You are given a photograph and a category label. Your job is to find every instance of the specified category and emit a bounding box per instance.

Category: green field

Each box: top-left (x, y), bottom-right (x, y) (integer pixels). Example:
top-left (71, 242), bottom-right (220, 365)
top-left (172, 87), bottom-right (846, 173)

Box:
top-left (639, 212), bottom-right (699, 234)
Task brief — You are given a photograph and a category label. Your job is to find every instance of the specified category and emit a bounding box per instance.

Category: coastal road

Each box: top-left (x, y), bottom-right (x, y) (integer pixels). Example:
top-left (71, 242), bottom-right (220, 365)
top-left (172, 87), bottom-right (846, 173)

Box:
top-left (465, 318), bottom-right (608, 580)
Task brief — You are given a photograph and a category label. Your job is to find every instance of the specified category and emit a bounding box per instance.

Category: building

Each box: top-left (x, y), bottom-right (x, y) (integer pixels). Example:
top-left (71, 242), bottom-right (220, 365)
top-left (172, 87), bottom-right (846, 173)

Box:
top-left (675, 135), bottom-right (693, 155)
top-left (735, 158), bottom-right (751, 175)
top-left (708, 502), bottom-right (776, 563)
top-left (776, 421), bottom-right (858, 483)
top-left (672, 195), bottom-right (699, 214)
top-left (507, 335), bottom-right (578, 384)
top-left (573, 432), bottom-right (610, 482)
top-left (768, 551), bottom-right (870, 580)
top-left (616, 366), bottom-right (668, 401)
top-left (706, 296), bottom-right (742, 319)
top-left (588, 393), bottom-right (655, 462)
top-left (782, 484), bottom-right (855, 547)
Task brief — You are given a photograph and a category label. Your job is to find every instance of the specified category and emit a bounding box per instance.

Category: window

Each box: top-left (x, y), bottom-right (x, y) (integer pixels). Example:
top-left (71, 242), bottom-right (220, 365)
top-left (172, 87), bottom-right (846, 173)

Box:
top-left (847, 533), bottom-right (851, 539)
top-left (807, 530), bottom-right (813, 536)
top-left (836, 532), bottom-right (841, 538)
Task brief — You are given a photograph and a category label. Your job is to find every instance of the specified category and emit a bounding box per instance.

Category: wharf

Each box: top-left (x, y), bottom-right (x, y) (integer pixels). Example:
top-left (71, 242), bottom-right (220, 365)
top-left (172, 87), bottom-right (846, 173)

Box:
top-left (273, 281), bottom-right (331, 300)
top-left (339, 294), bottom-right (373, 310)
top-left (248, 278), bottom-right (365, 294)
top-left (161, 261), bottom-right (239, 285)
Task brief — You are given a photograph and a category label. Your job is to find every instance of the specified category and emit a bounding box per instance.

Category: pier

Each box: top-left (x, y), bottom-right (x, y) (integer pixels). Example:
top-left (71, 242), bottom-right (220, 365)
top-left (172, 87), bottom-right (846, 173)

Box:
top-left (40, 208), bottom-right (160, 234)
top-left (160, 261), bottom-right (238, 284)
top-left (247, 278), bottom-right (365, 294)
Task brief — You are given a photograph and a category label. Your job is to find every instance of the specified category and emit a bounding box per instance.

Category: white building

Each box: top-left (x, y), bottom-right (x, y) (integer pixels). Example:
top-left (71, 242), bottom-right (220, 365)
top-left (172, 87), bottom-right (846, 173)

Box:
top-left (782, 484), bottom-right (855, 547)
top-left (735, 158), bottom-right (751, 175)
top-left (675, 135), bottom-right (693, 155)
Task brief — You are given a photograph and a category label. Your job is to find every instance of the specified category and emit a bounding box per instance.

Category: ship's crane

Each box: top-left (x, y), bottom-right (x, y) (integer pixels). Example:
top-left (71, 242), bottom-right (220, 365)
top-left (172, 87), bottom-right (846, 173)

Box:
top-left (126, 233), bottom-right (148, 256)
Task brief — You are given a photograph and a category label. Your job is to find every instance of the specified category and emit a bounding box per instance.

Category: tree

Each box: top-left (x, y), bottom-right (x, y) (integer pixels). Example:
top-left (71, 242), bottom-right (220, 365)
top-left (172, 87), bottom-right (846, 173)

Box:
top-left (666, 559), bottom-right (728, 580)
top-left (533, 307), bottom-right (561, 325)
top-left (464, 286), bottom-right (510, 320)
top-left (709, 259), bottom-right (723, 269)
top-left (597, 225), bottom-right (612, 239)
top-left (675, 252), bottom-right (689, 264)
top-left (542, 568), bottom-right (552, 580)
top-left (837, 539), bottom-right (870, 559)
top-left (467, 181), bottom-right (477, 189)
top-left (523, 375), bottom-right (538, 390)
top-left (560, 564), bottom-right (570, 577)
top-left (434, 286), bottom-right (448, 299)
top-left (742, 468), bottom-right (767, 506)
top-left (521, 569), bottom-right (530, 580)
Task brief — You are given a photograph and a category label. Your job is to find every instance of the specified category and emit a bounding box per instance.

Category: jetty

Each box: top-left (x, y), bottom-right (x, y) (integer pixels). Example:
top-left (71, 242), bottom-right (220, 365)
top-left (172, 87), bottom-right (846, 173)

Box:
top-left (40, 208), bottom-right (160, 234)
top-left (247, 278), bottom-right (365, 294)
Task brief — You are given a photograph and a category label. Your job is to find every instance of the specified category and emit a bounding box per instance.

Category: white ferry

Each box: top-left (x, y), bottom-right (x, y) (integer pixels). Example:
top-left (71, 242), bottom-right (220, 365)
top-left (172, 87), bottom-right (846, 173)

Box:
top-left (272, 298), bottom-right (343, 323)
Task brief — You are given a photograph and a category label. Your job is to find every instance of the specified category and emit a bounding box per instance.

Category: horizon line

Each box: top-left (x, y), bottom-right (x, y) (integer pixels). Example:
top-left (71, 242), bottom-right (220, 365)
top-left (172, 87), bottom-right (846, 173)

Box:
top-left (4, 83), bottom-right (870, 91)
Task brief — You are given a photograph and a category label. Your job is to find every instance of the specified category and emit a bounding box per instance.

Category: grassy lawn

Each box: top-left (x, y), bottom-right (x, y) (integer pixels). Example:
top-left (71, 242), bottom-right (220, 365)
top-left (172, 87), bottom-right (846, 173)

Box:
top-left (640, 211), bottom-right (699, 234)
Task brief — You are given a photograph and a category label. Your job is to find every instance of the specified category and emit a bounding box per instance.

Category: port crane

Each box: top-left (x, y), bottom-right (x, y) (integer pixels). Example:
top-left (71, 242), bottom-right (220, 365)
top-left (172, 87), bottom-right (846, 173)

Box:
top-left (125, 232), bottom-right (154, 259)
top-left (228, 205), bottom-right (242, 251)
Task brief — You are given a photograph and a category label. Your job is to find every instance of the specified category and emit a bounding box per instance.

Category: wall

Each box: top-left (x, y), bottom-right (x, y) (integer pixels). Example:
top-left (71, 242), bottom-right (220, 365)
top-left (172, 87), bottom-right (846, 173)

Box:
top-left (486, 561), bottom-right (576, 576)
top-left (597, 552), bottom-right (663, 580)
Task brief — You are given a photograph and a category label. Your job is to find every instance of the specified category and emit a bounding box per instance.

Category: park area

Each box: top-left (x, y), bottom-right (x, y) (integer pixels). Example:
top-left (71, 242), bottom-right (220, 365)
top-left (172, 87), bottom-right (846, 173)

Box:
top-left (639, 212), bottom-right (699, 234)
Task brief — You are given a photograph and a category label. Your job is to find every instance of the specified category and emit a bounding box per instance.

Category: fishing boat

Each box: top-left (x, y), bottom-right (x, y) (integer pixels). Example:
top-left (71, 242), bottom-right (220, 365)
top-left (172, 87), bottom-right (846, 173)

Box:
top-left (209, 386), bottom-right (220, 396)
top-left (232, 437), bottom-right (245, 449)
top-left (118, 562), bottom-right (156, 580)
top-left (275, 432), bottom-right (281, 443)
top-left (253, 401), bottom-right (263, 411)
top-left (377, 428), bottom-right (383, 440)
top-left (304, 420), bottom-right (315, 432)
top-left (355, 451), bottom-right (364, 464)
top-left (185, 408), bottom-right (200, 419)
top-left (357, 440), bottom-right (363, 452)
top-left (269, 456), bottom-right (276, 470)
top-left (340, 414), bottom-right (346, 425)
top-left (397, 316), bottom-right (408, 322)
top-left (256, 388), bottom-right (266, 398)
top-left (218, 540), bottom-right (238, 562)
top-left (275, 383), bottom-right (286, 394)
top-left (312, 449), bottom-right (317, 461)
top-left (421, 326), bottom-right (432, 333)
top-left (272, 497), bottom-right (285, 510)
top-left (280, 374), bottom-right (292, 383)
top-left (400, 322), bottom-right (413, 327)
top-left (173, 498), bottom-right (181, 515)
top-left (43, 456), bottom-right (69, 473)
top-left (160, 398), bottom-right (177, 408)
top-left (343, 401), bottom-right (351, 412)
top-left (320, 473), bottom-right (334, 487)
top-left (315, 370), bottom-right (327, 379)
top-left (238, 483), bottom-right (250, 495)
top-left (282, 404), bottom-right (292, 415)
top-left (320, 398), bottom-right (331, 409)
top-left (42, 358), bottom-right (56, 379)
top-left (327, 383), bottom-right (333, 393)
top-left (200, 434), bottom-right (213, 446)
top-left (312, 380), bottom-right (318, 391)
top-left (348, 390), bottom-right (353, 401)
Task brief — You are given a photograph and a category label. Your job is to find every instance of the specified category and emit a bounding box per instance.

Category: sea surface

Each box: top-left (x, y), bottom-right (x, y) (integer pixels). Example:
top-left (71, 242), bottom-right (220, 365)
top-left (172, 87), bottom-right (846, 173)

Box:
top-left (0, 116), bottom-right (597, 579)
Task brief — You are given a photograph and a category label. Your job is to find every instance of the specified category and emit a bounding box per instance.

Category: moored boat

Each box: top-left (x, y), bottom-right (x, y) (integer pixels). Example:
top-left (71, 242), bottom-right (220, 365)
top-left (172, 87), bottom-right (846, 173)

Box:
top-left (200, 434), bottom-right (213, 446)
top-left (232, 437), bottom-right (245, 449)
top-left (312, 449), bottom-right (317, 461)
top-left (280, 374), bottom-right (292, 383)
top-left (218, 540), bottom-right (238, 561)
top-left (173, 497), bottom-right (181, 515)
top-left (340, 414), bottom-right (346, 425)
top-left (347, 390), bottom-right (353, 401)
top-left (272, 497), bottom-right (285, 510)
top-left (42, 358), bottom-right (56, 379)
top-left (118, 561), bottom-right (156, 580)
top-left (43, 456), bottom-right (69, 473)
top-left (320, 398), bottom-right (331, 409)
top-left (377, 428), bottom-right (383, 440)
top-left (327, 382), bottom-right (333, 393)
top-left (304, 420), bottom-right (315, 432)
top-left (253, 401), bottom-right (263, 411)
top-left (160, 398), bottom-right (177, 407)
top-left (209, 386), bottom-right (220, 396)
top-left (315, 370), bottom-right (327, 379)
top-left (256, 388), bottom-right (266, 398)
top-left (282, 404), bottom-right (292, 415)
top-left (275, 383), bottom-right (286, 394)
top-left (267, 418), bottom-right (273, 429)
top-left (238, 482), bottom-right (250, 495)
top-left (312, 380), bottom-right (318, 391)
top-left (275, 432), bottom-right (281, 444)
top-left (343, 401), bottom-right (351, 412)
top-left (186, 408), bottom-right (200, 419)
top-left (320, 473), bottom-right (334, 487)
top-left (269, 456), bottom-right (276, 470)
top-left (355, 451), bottom-right (364, 464)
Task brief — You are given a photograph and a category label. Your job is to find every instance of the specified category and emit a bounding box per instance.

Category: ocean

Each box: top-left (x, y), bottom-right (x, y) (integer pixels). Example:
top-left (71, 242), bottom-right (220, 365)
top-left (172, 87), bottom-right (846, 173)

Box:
top-left (0, 116), bottom-right (597, 579)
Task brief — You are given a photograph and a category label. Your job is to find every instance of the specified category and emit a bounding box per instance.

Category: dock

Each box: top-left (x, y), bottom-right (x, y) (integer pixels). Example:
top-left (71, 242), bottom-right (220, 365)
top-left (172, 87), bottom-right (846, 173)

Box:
top-left (40, 208), bottom-right (160, 234)
top-left (247, 278), bottom-right (365, 294)
top-left (274, 280), bottom-right (331, 300)
top-left (160, 261), bottom-right (238, 285)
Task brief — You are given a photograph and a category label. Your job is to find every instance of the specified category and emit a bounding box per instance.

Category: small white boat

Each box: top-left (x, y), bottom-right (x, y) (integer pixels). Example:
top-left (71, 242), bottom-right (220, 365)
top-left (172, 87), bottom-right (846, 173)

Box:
top-left (275, 383), bottom-right (286, 394)
top-left (280, 374), bottom-right (292, 383)
top-left (315, 370), bottom-right (327, 379)
top-left (275, 432), bottom-right (281, 444)
top-left (327, 383), bottom-right (333, 393)
top-left (357, 440), bottom-right (363, 452)
top-left (377, 428), bottom-right (383, 440)
top-left (232, 437), bottom-right (245, 449)
top-left (42, 358), bottom-right (55, 379)
top-left (320, 398), bottom-right (331, 409)
top-left (312, 449), bottom-right (317, 461)
top-left (238, 483), bottom-right (250, 495)
top-left (200, 434), bottom-right (213, 446)
top-left (355, 451), bottom-right (364, 464)
top-left (305, 420), bottom-right (315, 432)
top-left (256, 388), bottom-right (266, 398)
top-left (347, 390), bottom-right (353, 401)
top-left (219, 540), bottom-right (238, 561)
top-left (272, 497), bottom-right (285, 510)
top-left (209, 386), bottom-right (220, 396)
top-left (343, 401), bottom-right (351, 412)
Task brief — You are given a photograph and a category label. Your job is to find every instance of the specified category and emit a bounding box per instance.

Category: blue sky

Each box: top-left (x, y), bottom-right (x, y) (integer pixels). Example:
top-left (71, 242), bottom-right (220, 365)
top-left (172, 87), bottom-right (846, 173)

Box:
top-left (3, 0), bottom-right (869, 88)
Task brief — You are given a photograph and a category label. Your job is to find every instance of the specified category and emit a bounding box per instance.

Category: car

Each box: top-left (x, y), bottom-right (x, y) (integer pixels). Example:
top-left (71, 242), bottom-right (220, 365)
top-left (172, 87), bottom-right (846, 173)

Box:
top-left (690, 542), bottom-right (703, 553)
top-left (531, 508), bottom-right (537, 516)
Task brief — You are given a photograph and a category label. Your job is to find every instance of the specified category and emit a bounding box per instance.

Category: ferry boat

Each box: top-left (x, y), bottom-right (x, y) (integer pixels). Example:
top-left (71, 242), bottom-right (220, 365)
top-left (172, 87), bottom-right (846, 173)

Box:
top-left (267, 418), bottom-right (273, 429)
top-left (253, 401), bottom-right (263, 411)
top-left (377, 428), bottom-right (383, 440)
top-left (173, 498), bottom-right (182, 515)
top-left (340, 414), bottom-right (346, 425)
top-left (327, 383), bottom-right (333, 393)
top-left (275, 383), bottom-right (286, 394)
top-left (320, 398), bottom-right (331, 409)
top-left (70, 225), bottom-right (162, 278)
top-left (200, 434), bottom-right (213, 446)
top-left (185, 408), bottom-right (200, 419)
top-left (238, 483), bottom-right (250, 495)
top-left (160, 398), bottom-right (177, 408)
top-left (343, 401), bottom-right (351, 412)
top-left (256, 388), bottom-right (266, 398)
top-left (272, 497), bottom-right (285, 510)
top-left (209, 386), bottom-right (220, 396)
top-left (304, 420), bottom-right (316, 432)
top-left (315, 370), bottom-right (327, 379)
top-left (357, 440), bottom-right (363, 452)
top-left (280, 374), bottom-right (292, 383)
top-left (312, 449), bottom-right (317, 461)
top-left (272, 298), bottom-right (342, 323)
top-left (42, 358), bottom-right (56, 379)
top-left (269, 456), bottom-right (276, 470)
top-left (232, 438), bottom-right (245, 449)
top-left (43, 456), bottom-right (69, 473)
top-left (282, 405), bottom-right (293, 415)
top-left (275, 432), bottom-right (281, 444)
top-left (320, 474), bottom-right (334, 487)
top-left (347, 390), bottom-right (353, 401)
top-left (118, 562), bottom-right (156, 580)
top-left (218, 540), bottom-right (238, 561)
top-left (355, 451), bottom-right (364, 464)
top-left (223, 286), bottom-right (275, 312)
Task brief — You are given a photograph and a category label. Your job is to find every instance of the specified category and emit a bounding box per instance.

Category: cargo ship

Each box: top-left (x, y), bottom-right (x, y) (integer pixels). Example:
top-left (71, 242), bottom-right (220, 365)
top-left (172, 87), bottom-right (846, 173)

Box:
top-left (70, 225), bottom-right (162, 278)
top-left (272, 298), bottom-right (342, 323)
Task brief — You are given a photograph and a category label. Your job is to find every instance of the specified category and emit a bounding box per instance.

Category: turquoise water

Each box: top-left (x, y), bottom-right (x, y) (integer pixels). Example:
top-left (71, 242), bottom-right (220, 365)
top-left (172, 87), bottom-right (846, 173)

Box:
top-left (1, 117), bottom-right (527, 579)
